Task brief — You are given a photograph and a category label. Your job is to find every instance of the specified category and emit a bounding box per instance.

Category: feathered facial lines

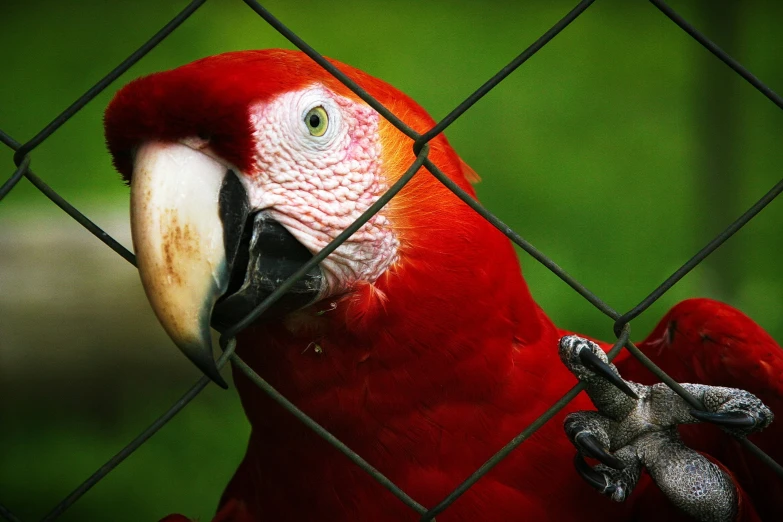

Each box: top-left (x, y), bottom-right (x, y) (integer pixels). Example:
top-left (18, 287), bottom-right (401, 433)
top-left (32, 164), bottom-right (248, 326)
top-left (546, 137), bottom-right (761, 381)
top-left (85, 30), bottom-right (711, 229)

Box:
top-left (105, 50), bottom-right (484, 320)
top-left (235, 83), bottom-right (400, 298)
top-left (106, 49), bottom-right (522, 388)
top-left (248, 85), bottom-right (351, 177)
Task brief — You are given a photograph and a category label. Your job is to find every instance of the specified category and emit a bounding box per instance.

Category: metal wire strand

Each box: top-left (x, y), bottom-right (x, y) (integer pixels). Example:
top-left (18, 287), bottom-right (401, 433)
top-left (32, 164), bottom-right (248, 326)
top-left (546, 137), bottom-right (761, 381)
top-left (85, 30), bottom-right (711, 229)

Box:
top-left (37, 340), bottom-right (239, 522)
top-left (650, 0), bottom-right (783, 110)
top-left (414, 0), bottom-right (596, 153)
top-left (0, 156), bottom-right (30, 202)
top-left (0, 128), bottom-right (21, 150)
top-left (620, 340), bottom-right (783, 480)
top-left (219, 145), bottom-right (429, 339)
top-left (241, 0), bottom-right (419, 140)
top-left (11, 0), bottom-right (208, 166)
top-left (230, 353), bottom-right (430, 516)
top-left (2, 132), bottom-right (136, 267)
top-left (423, 159), bottom-right (619, 320)
top-left (616, 176), bottom-right (783, 329)
top-left (0, 505), bottom-right (22, 522)
top-left (420, 326), bottom-right (631, 520)
top-left (2, 1), bottom-right (783, 521)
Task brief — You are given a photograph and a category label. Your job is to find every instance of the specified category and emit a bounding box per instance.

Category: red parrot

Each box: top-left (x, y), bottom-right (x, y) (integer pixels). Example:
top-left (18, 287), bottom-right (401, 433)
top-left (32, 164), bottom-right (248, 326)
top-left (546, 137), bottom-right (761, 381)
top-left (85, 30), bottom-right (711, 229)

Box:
top-left (103, 50), bottom-right (782, 521)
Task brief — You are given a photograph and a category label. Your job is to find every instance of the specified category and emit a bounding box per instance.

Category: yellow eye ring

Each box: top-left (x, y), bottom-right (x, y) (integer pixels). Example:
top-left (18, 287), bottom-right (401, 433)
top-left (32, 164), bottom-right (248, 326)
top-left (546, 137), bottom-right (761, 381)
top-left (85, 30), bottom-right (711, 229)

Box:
top-left (305, 106), bottom-right (328, 137)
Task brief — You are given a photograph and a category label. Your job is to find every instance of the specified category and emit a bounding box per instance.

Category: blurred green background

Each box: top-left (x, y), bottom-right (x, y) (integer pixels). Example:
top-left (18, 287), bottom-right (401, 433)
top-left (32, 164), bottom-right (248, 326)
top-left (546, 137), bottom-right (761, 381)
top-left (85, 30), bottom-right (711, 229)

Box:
top-left (1, 0), bottom-right (781, 520)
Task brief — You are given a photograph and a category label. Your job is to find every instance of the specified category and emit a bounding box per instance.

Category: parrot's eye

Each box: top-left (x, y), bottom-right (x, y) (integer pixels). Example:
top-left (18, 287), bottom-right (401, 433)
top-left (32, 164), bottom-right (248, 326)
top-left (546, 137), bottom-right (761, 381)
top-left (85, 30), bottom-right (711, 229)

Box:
top-left (305, 106), bottom-right (328, 137)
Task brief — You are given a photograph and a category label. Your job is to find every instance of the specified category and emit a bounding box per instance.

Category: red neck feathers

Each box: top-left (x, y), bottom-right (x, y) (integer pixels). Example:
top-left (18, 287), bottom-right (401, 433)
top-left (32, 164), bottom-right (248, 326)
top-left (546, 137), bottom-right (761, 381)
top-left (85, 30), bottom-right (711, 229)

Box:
top-left (233, 85), bottom-right (551, 442)
top-left (106, 48), bottom-right (554, 435)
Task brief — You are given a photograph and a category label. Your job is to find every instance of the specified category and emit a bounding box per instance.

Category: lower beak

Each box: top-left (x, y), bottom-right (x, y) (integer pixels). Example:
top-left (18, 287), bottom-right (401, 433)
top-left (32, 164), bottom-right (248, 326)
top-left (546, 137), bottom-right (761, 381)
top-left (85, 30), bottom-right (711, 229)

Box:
top-left (130, 141), bottom-right (324, 387)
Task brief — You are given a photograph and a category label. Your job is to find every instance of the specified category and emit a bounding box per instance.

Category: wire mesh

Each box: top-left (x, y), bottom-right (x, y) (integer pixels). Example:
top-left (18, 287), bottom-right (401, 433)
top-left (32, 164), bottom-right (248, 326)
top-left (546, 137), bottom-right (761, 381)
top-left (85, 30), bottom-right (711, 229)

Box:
top-left (2, 0), bottom-right (782, 520)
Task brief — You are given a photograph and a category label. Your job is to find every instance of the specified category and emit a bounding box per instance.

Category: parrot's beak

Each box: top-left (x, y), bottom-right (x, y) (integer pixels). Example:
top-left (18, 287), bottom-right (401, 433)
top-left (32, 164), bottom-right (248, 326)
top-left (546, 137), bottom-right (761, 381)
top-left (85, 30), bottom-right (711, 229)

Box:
top-left (130, 141), bottom-right (324, 387)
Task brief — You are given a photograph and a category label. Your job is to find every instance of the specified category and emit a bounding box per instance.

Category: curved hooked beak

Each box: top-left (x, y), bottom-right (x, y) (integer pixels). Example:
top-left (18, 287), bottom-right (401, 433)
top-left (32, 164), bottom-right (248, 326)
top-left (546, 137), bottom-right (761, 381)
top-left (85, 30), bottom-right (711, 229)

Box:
top-left (130, 142), bottom-right (324, 387)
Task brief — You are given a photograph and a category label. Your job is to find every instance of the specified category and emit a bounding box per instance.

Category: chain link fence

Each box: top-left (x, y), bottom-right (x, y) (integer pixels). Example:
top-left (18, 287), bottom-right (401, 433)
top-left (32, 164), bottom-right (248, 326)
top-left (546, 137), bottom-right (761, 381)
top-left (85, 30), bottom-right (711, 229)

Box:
top-left (2, 0), bottom-right (782, 520)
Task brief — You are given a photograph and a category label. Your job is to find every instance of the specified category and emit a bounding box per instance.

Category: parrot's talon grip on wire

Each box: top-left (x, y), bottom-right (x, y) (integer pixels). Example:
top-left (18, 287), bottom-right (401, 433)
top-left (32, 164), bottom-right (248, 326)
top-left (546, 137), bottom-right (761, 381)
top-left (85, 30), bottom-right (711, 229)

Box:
top-left (573, 453), bottom-right (615, 493)
top-left (578, 347), bottom-right (639, 400)
top-left (689, 409), bottom-right (758, 429)
top-left (575, 432), bottom-right (626, 469)
top-left (559, 335), bottom-right (774, 522)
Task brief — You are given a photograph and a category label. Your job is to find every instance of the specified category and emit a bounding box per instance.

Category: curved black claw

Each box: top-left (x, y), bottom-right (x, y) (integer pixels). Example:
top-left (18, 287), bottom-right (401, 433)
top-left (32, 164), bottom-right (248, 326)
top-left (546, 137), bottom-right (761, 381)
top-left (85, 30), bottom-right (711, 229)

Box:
top-left (578, 348), bottom-right (639, 400)
top-left (689, 409), bottom-right (758, 428)
top-left (575, 432), bottom-right (626, 469)
top-left (574, 453), bottom-right (616, 494)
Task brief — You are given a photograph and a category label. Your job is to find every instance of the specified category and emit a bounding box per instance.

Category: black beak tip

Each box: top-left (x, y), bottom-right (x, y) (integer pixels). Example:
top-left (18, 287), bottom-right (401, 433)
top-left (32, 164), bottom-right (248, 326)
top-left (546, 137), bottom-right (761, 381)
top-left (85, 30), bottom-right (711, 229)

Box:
top-left (181, 343), bottom-right (229, 389)
top-left (211, 370), bottom-right (230, 390)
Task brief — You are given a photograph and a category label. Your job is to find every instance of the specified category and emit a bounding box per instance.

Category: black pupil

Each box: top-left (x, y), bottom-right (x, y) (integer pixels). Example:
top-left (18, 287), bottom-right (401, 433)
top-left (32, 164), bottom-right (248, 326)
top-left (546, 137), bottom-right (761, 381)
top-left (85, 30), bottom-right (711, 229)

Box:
top-left (309, 113), bottom-right (321, 128)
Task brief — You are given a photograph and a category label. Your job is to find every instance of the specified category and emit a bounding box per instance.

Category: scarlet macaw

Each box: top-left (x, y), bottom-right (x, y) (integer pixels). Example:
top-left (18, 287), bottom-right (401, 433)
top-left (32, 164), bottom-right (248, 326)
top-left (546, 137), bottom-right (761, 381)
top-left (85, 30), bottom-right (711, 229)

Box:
top-left (104, 50), bottom-right (782, 521)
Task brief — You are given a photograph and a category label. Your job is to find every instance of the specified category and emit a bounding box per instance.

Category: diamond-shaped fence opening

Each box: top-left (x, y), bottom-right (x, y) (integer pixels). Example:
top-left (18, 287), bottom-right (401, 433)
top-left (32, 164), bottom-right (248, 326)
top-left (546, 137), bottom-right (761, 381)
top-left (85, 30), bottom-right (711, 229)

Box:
top-left (2, 1), bottom-right (782, 521)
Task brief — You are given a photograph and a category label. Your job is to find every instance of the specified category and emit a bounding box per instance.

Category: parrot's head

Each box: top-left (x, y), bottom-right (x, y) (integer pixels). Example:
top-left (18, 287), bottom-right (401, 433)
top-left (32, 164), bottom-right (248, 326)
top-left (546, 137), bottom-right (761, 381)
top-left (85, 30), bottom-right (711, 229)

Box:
top-left (104, 50), bottom-right (487, 385)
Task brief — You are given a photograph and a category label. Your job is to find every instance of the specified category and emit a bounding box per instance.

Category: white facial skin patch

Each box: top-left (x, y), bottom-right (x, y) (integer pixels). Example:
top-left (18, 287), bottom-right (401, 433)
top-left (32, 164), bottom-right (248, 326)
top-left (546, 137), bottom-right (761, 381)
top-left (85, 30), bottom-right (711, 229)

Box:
top-left (246, 86), bottom-right (399, 297)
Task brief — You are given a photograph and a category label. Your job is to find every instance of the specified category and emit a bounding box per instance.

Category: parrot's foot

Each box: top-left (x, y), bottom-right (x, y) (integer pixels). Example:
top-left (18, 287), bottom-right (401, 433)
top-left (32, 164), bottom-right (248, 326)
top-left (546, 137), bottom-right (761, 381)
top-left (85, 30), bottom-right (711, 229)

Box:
top-left (558, 335), bottom-right (774, 522)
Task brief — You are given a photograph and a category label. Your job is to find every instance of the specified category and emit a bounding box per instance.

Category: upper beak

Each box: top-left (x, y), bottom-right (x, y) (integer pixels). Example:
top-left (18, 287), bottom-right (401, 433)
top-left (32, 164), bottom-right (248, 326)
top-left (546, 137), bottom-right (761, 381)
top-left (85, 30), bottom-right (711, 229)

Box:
top-left (130, 141), bottom-right (324, 387)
